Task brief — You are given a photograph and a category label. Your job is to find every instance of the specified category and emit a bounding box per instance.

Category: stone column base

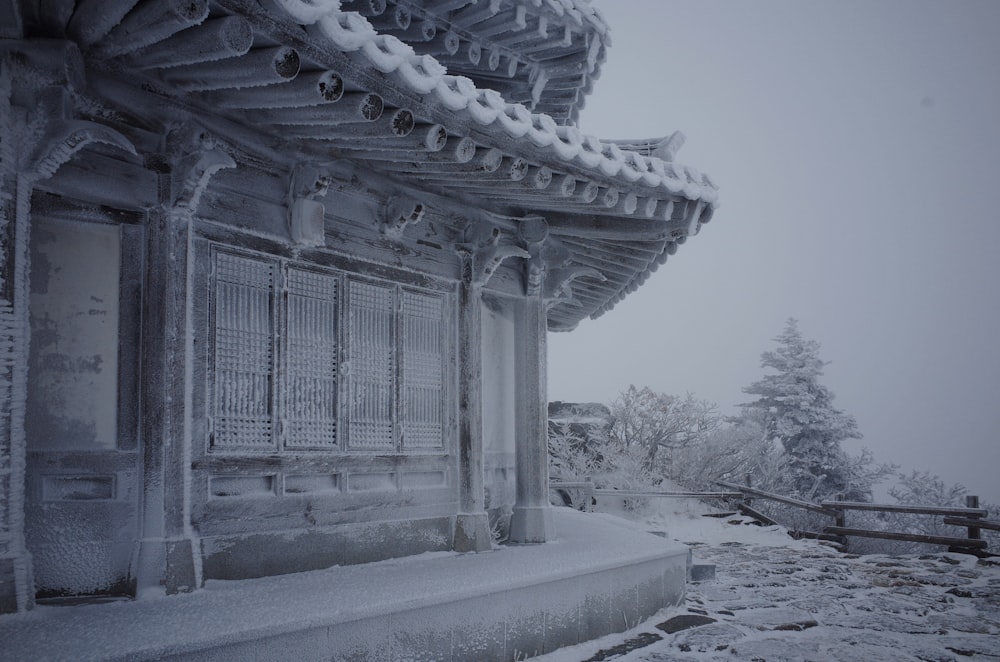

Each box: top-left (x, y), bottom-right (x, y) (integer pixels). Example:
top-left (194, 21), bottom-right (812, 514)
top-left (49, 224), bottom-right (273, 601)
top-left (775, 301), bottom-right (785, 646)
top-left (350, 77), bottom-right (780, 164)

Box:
top-left (454, 512), bottom-right (492, 553)
top-left (134, 537), bottom-right (199, 597)
top-left (0, 553), bottom-right (34, 613)
top-left (509, 505), bottom-right (554, 544)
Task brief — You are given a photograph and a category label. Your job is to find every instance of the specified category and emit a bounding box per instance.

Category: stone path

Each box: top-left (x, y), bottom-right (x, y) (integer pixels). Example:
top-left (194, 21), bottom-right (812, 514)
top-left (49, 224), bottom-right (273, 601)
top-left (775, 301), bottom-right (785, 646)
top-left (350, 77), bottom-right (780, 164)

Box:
top-left (577, 538), bottom-right (1000, 661)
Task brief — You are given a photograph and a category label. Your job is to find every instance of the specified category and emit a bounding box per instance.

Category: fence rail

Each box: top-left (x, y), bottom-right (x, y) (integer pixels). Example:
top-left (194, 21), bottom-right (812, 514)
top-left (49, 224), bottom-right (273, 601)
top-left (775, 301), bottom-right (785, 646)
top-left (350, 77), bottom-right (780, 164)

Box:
top-left (550, 478), bottom-right (998, 555)
top-left (549, 480), bottom-right (742, 511)
top-left (720, 478), bottom-right (997, 555)
top-left (717, 480), bottom-right (837, 516)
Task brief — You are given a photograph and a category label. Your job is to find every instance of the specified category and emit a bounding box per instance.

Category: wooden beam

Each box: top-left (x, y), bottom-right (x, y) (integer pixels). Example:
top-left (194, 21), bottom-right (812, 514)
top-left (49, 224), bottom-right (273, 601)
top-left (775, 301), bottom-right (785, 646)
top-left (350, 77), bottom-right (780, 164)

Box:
top-left (246, 92), bottom-right (383, 125)
top-left (67, 0), bottom-right (140, 47)
top-left (824, 527), bottom-right (988, 549)
top-left (718, 481), bottom-right (839, 516)
top-left (130, 16), bottom-right (253, 69)
top-left (739, 503), bottom-right (779, 526)
top-left (819, 501), bottom-right (989, 518)
top-left (97, 0), bottom-right (209, 57)
top-left (943, 517), bottom-right (1000, 532)
top-left (545, 213), bottom-right (679, 242)
top-left (163, 46), bottom-right (301, 91)
top-left (198, 70), bottom-right (344, 109)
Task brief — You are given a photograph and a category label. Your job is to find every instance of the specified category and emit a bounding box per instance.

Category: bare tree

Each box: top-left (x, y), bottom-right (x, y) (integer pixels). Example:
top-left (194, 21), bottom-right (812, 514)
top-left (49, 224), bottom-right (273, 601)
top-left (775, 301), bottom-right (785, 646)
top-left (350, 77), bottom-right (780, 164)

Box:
top-left (609, 385), bottom-right (719, 477)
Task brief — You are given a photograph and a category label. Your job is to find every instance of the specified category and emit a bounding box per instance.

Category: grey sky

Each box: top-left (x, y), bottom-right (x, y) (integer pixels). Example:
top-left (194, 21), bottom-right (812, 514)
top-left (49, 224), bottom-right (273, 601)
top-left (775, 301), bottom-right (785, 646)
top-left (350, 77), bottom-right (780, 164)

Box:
top-left (549, 0), bottom-right (1000, 504)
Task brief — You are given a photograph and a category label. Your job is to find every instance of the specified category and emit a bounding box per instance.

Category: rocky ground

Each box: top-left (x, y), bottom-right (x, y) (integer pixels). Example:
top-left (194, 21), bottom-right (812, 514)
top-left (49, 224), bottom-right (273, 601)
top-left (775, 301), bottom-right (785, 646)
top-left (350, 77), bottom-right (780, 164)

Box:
top-left (538, 509), bottom-right (1000, 662)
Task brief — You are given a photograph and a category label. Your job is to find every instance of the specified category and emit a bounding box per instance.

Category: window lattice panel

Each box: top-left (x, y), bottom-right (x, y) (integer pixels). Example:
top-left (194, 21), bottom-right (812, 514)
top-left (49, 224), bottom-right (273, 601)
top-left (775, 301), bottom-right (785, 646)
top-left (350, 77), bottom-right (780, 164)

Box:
top-left (213, 253), bottom-right (275, 449)
top-left (347, 280), bottom-right (395, 449)
top-left (401, 291), bottom-right (444, 449)
top-left (284, 269), bottom-right (338, 449)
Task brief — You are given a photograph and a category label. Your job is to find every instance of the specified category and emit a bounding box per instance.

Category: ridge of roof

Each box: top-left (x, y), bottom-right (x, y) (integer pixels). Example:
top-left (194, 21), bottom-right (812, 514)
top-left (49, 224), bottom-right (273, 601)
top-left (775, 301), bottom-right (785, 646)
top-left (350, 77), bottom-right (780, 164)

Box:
top-left (275, 0), bottom-right (718, 207)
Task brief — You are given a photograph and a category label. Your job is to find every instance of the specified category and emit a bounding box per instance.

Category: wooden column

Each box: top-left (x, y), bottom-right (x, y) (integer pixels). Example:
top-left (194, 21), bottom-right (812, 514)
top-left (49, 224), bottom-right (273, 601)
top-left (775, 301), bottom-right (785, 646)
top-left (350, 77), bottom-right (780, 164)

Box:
top-left (0, 172), bottom-right (35, 614)
top-left (509, 293), bottom-right (554, 543)
top-left (453, 247), bottom-right (492, 552)
top-left (509, 219), bottom-right (554, 543)
top-left (135, 204), bottom-right (200, 595)
top-left (136, 132), bottom-right (235, 594)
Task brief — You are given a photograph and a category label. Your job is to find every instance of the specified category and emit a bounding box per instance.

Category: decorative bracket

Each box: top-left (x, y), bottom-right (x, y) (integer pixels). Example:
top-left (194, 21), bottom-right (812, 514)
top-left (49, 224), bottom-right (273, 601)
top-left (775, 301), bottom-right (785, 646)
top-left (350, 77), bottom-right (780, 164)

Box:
top-left (515, 217), bottom-right (606, 306)
top-left (166, 125), bottom-right (235, 213)
top-left (28, 119), bottom-right (137, 182)
top-left (457, 222), bottom-right (529, 288)
top-left (517, 216), bottom-right (549, 297)
top-left (544, 264), bottom-right (606, 309)
top-left (381, 195), bottom-right (425, 239)
top-left (287, 163), bottom-right (333, 246)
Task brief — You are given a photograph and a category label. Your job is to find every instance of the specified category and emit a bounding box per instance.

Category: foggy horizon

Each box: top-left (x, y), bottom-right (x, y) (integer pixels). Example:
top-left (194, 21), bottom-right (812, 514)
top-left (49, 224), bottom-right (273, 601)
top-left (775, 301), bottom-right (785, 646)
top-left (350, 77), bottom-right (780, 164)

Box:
top-left (549, 0), bottom-right (1000, 505)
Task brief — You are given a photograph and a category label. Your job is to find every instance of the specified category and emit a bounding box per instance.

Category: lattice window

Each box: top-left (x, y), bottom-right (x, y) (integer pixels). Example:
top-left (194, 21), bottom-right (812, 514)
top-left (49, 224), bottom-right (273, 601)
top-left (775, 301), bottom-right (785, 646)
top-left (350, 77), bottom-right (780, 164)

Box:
top-left (346, 280), bottom-right (395, 450)
top-left (212, 253), bottom-right (275, 449)
top-left (284, 268), bottom-right (338, 449)
top-left (401, 291), bottom-right (445, 449)
top-left (209, 249), bottom-right (449, 454)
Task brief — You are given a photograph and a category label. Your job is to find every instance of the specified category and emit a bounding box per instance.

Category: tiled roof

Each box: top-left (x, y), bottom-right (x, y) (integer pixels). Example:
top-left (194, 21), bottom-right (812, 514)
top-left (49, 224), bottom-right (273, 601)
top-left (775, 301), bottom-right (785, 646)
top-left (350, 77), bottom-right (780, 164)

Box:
top-left (48, 0), bottom-right (718, 330)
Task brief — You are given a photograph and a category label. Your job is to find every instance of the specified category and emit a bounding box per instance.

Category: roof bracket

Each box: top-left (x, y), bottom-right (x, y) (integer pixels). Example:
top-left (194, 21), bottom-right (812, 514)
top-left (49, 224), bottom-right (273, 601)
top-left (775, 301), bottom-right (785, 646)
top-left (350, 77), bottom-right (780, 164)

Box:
top-left (381, 195), bottom-right (425, 239)
top-left (458, 222), bottom-right (529, 288)
top-left (287, 162), bottom-right (333, 246)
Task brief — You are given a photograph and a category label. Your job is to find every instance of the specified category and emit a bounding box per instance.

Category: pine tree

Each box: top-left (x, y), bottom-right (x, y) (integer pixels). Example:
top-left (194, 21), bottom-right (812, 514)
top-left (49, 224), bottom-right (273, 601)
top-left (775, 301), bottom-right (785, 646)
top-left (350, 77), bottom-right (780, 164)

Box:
top-left (741, 318), bottom-right (863, 500)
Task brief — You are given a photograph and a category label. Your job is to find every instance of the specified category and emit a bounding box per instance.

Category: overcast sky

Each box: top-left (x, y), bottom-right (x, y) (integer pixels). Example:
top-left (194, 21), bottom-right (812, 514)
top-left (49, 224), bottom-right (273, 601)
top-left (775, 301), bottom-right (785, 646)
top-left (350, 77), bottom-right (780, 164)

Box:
top-left (548, 0), bottom-right (1000, 504)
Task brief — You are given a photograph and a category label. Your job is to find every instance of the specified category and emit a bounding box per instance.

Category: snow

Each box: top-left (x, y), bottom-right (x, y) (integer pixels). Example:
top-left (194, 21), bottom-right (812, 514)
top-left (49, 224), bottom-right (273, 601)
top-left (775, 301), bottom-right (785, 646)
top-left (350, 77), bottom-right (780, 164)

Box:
top-left (285, 2), bottom-right (719, 206)
top-left (0, 508), bottom-right (686, 660)
top-left (534, 493), bottom-right (1000, 662)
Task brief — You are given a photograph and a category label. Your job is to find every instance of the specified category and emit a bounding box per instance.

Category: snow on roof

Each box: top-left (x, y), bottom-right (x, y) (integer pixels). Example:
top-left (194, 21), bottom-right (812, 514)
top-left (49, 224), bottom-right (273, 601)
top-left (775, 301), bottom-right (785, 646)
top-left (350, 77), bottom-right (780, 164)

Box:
top-left (274, 0), bottom-right (719, 206)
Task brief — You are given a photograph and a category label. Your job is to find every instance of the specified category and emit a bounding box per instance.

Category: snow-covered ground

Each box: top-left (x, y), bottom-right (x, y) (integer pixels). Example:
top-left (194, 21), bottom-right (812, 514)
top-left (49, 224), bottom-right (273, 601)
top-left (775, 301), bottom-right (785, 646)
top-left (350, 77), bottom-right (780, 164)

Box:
top-left (536, 495), bottom-right (1000, 661)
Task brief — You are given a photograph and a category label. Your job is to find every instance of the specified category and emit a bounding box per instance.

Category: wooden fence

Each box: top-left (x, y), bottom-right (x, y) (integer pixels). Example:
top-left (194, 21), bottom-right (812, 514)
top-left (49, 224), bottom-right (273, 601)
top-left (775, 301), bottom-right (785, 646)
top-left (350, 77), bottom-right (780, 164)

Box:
top-left (550, 478), bottom-right (998, 555)
top-left (717, 479), bottom-right (996, 555)
top-left (549, 480), bottom-right (743, 511)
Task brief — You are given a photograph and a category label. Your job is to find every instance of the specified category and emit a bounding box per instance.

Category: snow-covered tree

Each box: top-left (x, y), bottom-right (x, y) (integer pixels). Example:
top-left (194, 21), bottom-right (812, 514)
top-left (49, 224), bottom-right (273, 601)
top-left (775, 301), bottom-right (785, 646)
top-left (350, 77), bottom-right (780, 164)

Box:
top-left (669, 412), bottom-right (782, 493)
top-left (741, 318), bottom-right (865, 501)
top-left (609, 385), bottom-right (719, 476)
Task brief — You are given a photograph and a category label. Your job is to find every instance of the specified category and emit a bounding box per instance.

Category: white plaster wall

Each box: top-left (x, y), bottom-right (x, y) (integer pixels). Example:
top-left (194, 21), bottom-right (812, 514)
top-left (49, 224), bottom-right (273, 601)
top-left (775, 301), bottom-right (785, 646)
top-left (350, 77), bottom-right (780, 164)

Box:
top-left (26, 219), bottom-right (120, 450)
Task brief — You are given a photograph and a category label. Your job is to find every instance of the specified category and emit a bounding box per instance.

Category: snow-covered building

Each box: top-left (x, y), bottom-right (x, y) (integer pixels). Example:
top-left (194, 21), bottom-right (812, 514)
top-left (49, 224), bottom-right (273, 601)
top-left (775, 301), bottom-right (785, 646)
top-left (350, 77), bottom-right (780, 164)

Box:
top-left (0, 0), bottom-right (717, 655)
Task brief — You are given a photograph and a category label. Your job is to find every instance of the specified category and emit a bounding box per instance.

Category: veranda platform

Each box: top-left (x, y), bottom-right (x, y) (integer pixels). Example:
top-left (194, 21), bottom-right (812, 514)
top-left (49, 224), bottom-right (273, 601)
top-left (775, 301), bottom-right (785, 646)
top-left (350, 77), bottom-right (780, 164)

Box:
top-left (0, 508), bottom-right (688, 661)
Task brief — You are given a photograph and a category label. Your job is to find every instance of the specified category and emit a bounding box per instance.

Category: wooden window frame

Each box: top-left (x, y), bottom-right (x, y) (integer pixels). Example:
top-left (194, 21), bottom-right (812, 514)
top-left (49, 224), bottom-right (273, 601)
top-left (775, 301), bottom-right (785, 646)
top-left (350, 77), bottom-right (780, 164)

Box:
top-left (207, 246), bottom-right (450, 455)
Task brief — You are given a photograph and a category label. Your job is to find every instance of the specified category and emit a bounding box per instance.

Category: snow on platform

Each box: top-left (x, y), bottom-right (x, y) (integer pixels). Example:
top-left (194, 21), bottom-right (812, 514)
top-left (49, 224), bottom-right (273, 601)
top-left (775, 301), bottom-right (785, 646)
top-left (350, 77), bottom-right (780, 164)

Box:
top-left (535, 501), bottom-right (1000, 662)
top-left (0, 508), bottom-right (688, 661)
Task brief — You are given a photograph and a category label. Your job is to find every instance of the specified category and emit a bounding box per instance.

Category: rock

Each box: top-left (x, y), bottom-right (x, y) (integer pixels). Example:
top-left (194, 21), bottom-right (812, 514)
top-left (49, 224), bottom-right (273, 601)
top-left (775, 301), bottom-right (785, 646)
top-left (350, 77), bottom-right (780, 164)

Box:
top-left (669, 622), bottom-right (745, 653)
top-left (690, 564), bottom-right (716, 582)
top-left (656, 613), bottom-right (717, 634)
top-left (771, 619), bottom-right (819, 631)
top-left (581, 631), bottom-right (662, 662)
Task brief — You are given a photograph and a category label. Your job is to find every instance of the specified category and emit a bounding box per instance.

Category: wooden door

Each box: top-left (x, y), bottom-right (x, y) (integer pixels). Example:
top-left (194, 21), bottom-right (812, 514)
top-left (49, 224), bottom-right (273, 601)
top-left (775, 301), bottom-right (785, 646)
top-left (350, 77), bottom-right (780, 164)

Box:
top-left (24, 215), bottom-right (142, 599)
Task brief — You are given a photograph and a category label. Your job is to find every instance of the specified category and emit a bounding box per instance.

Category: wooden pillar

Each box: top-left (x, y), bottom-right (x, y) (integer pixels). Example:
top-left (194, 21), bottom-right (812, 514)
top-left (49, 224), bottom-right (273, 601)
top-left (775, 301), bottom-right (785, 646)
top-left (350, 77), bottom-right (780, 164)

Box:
top-left (134, 202), bottom-right (200, 595)
top-left (0, 170), bottom-right (36, 614)
top-left (966, 495), bottom-right (982, 543)
top-left (135, 132), bottom-right (234, 594)
top-left (453, 247), bottom-right (492, 552)
top-left (509, 219), bottom-right (554, 544)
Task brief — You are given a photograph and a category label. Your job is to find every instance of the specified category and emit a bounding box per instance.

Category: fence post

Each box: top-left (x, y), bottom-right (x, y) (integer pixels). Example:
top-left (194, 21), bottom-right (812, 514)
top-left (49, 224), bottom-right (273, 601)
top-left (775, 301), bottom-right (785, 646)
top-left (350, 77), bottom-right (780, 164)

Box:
top-left (834, 494), bottom-right (846, 529)
top-left (584, 476), bottom-right (594, 513)
top-left (966, 495), bottom-right (982, 543)
top-left (744, 473), bottom-right (753, 509)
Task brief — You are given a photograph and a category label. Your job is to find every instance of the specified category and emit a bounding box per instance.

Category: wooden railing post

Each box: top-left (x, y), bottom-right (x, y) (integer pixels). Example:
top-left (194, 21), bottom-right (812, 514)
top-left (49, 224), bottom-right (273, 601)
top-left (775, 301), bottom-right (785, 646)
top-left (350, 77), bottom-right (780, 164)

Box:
top-left (834, 494), bottom-right (846, 529)
top-left (744, 473), bottom-right (753, 509)
top-left (584, 476), bottom-right (594, 513)
top-left (966, 495), bottom-right (982, 543)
